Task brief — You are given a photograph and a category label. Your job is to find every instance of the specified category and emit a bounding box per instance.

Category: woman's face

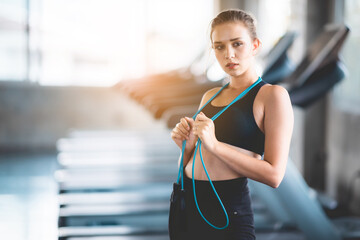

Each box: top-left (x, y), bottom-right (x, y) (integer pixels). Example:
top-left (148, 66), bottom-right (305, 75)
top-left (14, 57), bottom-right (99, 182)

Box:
top-left (211, 22), bottom-right (260, 78)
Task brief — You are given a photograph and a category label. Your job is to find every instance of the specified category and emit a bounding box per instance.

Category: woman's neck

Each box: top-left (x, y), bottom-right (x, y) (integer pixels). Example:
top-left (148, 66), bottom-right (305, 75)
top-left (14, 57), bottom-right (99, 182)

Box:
top-left (228, 69), bottom-right (259, 91)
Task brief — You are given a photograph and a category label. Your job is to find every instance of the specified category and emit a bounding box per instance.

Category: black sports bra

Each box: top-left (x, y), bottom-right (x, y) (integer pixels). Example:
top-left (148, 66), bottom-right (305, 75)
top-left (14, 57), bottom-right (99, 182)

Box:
top-left (201, 80), bottom-right (267, 156)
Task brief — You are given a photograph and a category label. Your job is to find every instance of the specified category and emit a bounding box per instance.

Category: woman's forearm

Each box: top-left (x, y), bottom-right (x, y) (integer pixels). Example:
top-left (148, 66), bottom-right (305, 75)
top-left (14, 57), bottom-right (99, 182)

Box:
top-left (212, 141), bottom-right (281, 188)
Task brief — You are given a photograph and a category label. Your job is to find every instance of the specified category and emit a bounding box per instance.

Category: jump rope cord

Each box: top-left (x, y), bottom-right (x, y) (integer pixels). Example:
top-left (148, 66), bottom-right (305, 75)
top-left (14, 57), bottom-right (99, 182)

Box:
top-left (176, 77), bottom-right (262, 229)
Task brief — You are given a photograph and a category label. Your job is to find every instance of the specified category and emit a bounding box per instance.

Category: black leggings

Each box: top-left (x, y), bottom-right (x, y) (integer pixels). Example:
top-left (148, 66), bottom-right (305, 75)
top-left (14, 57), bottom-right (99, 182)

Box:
top-left (175, 174), bottom-right (256, 240)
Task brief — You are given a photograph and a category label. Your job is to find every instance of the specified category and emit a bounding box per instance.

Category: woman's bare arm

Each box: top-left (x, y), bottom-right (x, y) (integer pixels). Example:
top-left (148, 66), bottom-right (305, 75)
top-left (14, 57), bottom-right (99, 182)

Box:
top-left (177, 87), bottom-right (220, 167)
top-left (211, 85), bottom-right (294, 188)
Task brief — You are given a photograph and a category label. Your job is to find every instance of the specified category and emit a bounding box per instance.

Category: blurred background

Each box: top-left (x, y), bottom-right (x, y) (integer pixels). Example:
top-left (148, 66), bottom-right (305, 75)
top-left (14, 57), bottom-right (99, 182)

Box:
top-left (0, 0), bottom-right (359, 239)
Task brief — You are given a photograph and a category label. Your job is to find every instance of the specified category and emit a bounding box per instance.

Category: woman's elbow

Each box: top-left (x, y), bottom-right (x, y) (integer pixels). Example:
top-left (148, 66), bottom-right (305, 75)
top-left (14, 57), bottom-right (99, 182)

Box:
top-left (270, 179), bottom-right (281, 189)
top-left (269, 169), bottom-right (285, 189)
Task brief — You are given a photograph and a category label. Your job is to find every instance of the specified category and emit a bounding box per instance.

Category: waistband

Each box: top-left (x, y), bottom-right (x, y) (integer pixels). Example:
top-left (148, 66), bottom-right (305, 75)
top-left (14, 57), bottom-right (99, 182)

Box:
top-left (182, 172), bottom-right (249, 195)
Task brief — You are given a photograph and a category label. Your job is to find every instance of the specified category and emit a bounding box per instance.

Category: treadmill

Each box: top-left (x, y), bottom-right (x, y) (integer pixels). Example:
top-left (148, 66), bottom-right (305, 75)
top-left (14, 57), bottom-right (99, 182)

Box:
top-left (261, 31), bottom-right (297, 84)
top-left (279, 24), bottom-right (350, 107)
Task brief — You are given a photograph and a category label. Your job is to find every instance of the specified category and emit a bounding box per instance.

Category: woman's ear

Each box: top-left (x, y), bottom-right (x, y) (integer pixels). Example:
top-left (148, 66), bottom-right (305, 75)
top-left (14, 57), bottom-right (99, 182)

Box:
top-left (252, 38), bottom-right (262, 56)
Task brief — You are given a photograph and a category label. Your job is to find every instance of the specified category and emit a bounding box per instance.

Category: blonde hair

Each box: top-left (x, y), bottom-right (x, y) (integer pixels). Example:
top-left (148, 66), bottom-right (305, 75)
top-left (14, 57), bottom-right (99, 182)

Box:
top-left (210, 9), bottom-right (258, 42)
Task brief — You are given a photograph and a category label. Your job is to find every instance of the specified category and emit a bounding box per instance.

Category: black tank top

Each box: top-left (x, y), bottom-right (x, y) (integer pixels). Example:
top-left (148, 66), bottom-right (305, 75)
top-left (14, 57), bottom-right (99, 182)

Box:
top-left (201, 80), bottom-right (267, 156)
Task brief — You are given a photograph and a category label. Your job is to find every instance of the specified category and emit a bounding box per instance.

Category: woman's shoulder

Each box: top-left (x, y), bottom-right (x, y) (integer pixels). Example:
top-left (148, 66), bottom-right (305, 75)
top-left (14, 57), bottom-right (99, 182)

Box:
top-left (259, 83), bottom-right (290, 102)
top-left (203, 86), bottom-right (223, 101)
top-left (198, 86), bottom-right (223, 109)
top-left (258, 83), bottom-right (292, 114)
top-left (206, 86), bottom-right (223, 97)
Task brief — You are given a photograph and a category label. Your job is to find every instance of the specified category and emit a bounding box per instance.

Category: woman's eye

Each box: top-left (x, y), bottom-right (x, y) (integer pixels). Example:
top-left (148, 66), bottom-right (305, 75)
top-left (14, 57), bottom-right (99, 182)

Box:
top-left (215, 45), bottom-right (224, 50)
top-left (233, 42), bottom-right (243, 47)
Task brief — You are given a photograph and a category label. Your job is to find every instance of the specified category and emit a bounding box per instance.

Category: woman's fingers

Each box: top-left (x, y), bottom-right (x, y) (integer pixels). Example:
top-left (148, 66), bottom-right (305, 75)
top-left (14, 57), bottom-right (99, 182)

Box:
top-left (171, 116), bottom-right (198, 142)
top-left (173, 128), bottom-right (187, 140)
top-left (173, 119), bottom-right (189, 140)
top-left (185, 116), bottom-right (194, 127)
top-left (192, 113), bottom-right (212, 136)
top-left (195, 112), bottom-right (207, 122)
top-left (179, 119), bottom-right (190, 139)
top-left (180, 118), bottom-right (190, 132)
top-left (171, 128), bottom-right (186, 140)
top-left (185, 117), bottom-right (198, 136)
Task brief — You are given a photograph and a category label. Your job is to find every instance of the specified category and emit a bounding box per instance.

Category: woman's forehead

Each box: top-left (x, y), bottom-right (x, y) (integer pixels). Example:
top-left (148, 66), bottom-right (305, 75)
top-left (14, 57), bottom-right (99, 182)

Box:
top-left (212, 22), bottom-right (250, 43)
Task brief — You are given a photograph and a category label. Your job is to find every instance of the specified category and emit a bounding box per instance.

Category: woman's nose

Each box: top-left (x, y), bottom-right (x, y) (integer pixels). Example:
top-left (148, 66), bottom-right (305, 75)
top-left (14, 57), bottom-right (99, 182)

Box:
top-left (225, 47), bottom-right (235, 59)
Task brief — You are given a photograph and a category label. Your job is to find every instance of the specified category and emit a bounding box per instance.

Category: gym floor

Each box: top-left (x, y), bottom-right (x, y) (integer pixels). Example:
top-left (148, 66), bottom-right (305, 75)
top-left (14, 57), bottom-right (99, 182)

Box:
top-left (0, 151), bottom-right (306, 240)
top-left (0, 151), bottom-right (59, 240)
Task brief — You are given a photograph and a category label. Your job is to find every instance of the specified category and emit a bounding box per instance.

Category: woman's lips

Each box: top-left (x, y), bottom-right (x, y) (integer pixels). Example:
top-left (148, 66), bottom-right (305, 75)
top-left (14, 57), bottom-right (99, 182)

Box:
top-left (226, 63), bottom-right (239, 69)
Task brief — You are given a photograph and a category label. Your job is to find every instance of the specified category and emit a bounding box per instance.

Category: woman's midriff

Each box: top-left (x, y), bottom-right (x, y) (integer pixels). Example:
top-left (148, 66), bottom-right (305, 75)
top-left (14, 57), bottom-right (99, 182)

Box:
top-left (184, 142), bottom-right (262, 181)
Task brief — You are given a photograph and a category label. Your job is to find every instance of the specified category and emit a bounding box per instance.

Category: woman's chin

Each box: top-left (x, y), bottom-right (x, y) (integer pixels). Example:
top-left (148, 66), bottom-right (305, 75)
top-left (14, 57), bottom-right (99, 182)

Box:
top-left (227, 71), bottom-right (243, 77)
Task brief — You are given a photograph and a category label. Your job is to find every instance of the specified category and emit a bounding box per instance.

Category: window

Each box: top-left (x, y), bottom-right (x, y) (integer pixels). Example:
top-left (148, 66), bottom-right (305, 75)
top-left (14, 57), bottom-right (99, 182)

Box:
top-left (0, 0), bottom-right (28, 81)
top-left (0, 0), bottom-right (214, 86)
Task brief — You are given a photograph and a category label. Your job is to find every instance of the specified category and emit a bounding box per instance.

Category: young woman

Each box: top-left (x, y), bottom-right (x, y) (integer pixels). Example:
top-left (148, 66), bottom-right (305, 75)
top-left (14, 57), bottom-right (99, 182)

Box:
top-left (170, 9), bottom-right (294, 239)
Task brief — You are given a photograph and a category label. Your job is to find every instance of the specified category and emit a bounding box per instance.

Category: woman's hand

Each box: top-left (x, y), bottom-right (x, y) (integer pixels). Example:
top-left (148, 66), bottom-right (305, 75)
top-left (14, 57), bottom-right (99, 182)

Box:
top-left (171, 116), bottom-right (198, 154)
top-left (193, 112), bottom-right (219, 153)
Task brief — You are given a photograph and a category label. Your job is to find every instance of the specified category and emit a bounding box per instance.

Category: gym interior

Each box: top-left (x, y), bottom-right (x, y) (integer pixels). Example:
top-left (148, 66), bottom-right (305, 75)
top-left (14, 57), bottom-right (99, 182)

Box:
top-left (0, 0), bottom-right (359, 239)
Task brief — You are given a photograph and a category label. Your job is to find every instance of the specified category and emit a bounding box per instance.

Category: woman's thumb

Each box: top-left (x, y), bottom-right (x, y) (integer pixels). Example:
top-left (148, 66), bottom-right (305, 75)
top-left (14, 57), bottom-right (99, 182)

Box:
top-left (185, 116), bottom-right (194, 126)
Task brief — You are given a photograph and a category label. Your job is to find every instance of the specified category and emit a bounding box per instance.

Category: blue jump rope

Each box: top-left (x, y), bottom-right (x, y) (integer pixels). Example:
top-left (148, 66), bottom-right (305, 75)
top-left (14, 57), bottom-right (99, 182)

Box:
top-left (176, 76), bottom-right (262, 229)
